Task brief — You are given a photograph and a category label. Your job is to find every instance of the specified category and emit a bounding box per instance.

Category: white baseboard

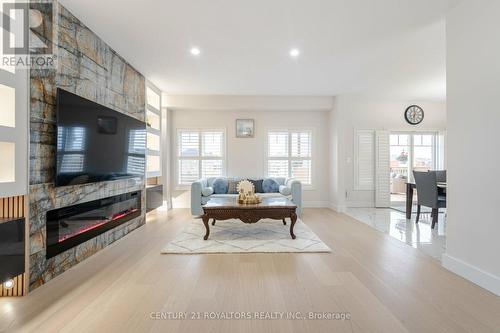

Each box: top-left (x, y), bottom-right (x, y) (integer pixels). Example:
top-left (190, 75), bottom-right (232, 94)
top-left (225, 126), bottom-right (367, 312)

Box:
top-left (303, 201), bottom-right (330, 208)
top-left (442, 254), bottom-right (500, 296)
top-left (329, 203), bottom-right (346, 213)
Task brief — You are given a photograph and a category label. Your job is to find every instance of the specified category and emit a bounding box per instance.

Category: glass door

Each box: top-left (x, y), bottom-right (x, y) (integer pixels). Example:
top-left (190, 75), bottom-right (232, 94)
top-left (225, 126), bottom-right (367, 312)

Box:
top-left (390, 134), bottom-right (411, 205)
top-left (412, 133), bottom-right (436, 175)
top-left (389, 132), bottom-right (438, 210)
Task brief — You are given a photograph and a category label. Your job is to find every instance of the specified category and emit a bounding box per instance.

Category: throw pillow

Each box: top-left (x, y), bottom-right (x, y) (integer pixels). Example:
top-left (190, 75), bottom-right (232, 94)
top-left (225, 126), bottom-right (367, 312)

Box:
top-left (201, 187), bottom-right (214, 197)
top-left (279, 185), bottom-right (291, 196)
top-left (249, 179), bottom-right (264, 193)
top-left (213, 178), bottom-right (228, 194)
top-left (262, 178), bottom-right (280, 193)
top-left (227, 180), bottom-right (239, 194)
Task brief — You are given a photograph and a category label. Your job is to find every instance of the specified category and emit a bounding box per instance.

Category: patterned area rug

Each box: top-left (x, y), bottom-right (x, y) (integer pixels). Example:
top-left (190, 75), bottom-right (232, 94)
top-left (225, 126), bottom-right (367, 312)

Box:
top-left (161, 218), bottom-right (331, 254)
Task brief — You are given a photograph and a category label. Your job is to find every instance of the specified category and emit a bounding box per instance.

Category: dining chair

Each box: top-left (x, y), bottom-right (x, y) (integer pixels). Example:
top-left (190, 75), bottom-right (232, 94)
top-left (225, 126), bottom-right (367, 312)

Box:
top-left (434, 170), bottom-right (447, 183)
top-left (413, 171), bottom-right (447, 229)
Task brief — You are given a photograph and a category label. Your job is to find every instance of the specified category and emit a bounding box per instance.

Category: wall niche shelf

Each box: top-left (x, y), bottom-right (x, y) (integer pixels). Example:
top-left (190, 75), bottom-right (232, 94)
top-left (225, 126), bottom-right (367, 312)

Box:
top-left (0, 54), bottom-right (28, 198)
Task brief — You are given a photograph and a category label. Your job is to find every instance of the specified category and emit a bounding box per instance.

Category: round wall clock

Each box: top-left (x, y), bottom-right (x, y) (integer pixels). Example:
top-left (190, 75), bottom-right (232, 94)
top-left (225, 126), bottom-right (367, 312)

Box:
top-left (404, 105), bottom-right (424, 125)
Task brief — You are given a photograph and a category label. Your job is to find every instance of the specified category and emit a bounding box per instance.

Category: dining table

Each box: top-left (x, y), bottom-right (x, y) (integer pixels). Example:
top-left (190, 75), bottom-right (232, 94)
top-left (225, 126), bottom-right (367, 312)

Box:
top-left (406, 181), bottom-right (447, 219)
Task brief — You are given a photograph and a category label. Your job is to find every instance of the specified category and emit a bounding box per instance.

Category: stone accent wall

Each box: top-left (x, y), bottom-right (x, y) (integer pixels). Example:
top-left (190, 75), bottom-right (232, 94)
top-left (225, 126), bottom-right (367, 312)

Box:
top-left (29, 2), bottom-right (146, 291)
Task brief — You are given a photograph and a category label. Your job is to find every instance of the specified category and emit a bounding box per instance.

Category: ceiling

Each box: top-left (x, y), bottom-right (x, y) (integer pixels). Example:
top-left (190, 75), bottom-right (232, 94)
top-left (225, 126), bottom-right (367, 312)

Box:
top-left (59, 0), bottom-right (459, 100)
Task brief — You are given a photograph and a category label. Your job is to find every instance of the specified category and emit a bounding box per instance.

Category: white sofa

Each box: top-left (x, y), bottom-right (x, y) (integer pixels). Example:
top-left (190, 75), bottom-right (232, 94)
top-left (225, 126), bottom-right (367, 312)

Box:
top-left (191, 177), bottom-right (302, 216)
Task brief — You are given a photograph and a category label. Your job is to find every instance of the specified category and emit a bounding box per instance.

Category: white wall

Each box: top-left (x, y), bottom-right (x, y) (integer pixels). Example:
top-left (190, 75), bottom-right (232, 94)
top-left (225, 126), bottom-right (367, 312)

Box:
top-left (443, 0), bottom-right (500, 296)
top-left (167, 96), bottom-right (333, 208)
top-left (329, 94), bottom-right (447, 210)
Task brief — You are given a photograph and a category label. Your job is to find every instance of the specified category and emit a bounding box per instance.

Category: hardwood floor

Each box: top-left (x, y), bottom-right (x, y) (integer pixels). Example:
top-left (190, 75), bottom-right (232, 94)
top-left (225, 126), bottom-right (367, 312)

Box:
top-left (1, 208), bottom-right (500, 332)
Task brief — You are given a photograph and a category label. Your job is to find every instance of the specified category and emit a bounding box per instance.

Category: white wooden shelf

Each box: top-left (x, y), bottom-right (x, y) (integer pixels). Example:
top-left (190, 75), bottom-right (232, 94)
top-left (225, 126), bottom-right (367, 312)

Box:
top-left (146, 82), bottom-right (162, 179)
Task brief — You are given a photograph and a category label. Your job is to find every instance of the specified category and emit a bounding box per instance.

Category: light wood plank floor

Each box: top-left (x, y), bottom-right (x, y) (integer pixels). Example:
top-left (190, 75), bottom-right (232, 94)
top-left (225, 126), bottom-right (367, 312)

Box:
top-left (1, 208), bottom-right (500, 333)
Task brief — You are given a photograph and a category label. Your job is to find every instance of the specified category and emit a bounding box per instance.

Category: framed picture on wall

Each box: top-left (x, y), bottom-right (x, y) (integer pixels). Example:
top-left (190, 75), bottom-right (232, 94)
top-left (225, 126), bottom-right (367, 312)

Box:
top-left (236, 119), bottom-right (254, 138)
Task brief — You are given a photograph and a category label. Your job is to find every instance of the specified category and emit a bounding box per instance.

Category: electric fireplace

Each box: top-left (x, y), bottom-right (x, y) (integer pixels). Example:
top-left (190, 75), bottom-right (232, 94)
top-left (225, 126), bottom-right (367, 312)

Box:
top-left (46, 191), bottom-right (141, 258)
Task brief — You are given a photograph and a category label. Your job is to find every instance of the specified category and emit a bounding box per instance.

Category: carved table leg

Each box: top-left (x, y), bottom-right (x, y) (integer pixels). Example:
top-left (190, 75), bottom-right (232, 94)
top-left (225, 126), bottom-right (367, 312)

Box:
top-left (202, 214), bottom-right (210, 240)
top-left (212, 218), bottom-right (216, 226)
top-left (290, 212), bottom-right (297, 239)
top-left (282, 218), bottom-right (287, 225)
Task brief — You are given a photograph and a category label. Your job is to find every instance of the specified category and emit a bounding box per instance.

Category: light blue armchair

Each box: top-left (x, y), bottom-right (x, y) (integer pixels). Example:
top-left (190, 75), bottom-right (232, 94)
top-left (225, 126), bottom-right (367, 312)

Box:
top-left (191, 177), bottom-right (302, 216)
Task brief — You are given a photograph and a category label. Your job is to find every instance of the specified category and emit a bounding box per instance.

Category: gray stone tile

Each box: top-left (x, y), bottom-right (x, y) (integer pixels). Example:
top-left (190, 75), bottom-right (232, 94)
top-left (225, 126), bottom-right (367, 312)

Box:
top-left (28, 3), bottom-right (146, 292)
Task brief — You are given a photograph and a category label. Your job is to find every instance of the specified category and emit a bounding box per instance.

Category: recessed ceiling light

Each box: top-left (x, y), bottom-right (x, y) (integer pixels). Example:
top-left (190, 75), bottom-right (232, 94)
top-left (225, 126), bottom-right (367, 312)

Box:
top-left (190, 47), bottom-right (201, 56)
top-left (289, 48), bottom-right (300, 57)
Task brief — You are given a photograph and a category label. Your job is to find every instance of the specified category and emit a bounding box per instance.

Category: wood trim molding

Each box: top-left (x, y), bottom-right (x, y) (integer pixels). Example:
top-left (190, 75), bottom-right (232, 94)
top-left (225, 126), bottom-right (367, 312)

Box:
top-left (0, 273), bottom-right (25, 297)
top-left (0, 195), bottom-right (27, 297)
top-left (0, 195), bottom-right (25, 218)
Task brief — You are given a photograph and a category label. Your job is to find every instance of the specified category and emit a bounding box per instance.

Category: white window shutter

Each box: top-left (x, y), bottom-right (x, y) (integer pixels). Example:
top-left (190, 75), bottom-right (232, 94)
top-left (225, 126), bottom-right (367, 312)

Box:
top-left (267, 131), bottom-right (312, 184)
top-left (177, 129), bottom-right (225, 185)
top-left (291, 159), bottom-right (311, 184)
top-left (290, 131), bottom-right (312, 184)
top-left (201, 160), bottom-right (223, 178)
top-left (291, 132), bottom-right (311, 158)
top-left (179, 159), bottom-right (199, 184)
top-left (268, 132), bottom-right (289, 157)
top-left (375, 130), bottom-right (390, 208)
top-left (354, 130), bottom-right (375, 190)
top-left (178, 131), bottom-right (199, 157)
top-left (201, 131), bottom-right (223, 157)
top-left (268, 160), bottom-right (289, 178)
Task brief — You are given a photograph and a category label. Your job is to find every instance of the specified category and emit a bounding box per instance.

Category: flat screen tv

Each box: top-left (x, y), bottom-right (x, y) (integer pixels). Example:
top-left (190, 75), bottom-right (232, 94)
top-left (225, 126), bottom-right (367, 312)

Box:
top-left (55, 88), bottom-right (146, 187)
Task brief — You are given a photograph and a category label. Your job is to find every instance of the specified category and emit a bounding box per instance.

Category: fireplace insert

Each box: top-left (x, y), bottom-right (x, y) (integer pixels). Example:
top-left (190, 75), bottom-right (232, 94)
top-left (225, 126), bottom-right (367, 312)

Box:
top-left (46, 191), bottom-right (141, 258)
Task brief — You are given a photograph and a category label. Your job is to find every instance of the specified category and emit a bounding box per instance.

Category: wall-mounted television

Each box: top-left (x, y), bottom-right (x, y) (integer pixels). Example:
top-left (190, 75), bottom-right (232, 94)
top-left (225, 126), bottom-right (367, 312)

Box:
top-left (55, 88), bottom-right (146, 187)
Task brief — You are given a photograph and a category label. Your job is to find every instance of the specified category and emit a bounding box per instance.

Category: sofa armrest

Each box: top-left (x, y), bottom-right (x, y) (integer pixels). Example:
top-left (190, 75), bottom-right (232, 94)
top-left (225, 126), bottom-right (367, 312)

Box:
top-left (279, 185), bottom-right (292, 196)
top-left (285, 178), bottom-right (302, 215)
top-left (191, 179), bottom-right (204, 216)
top-left (191, 179), bottom-right (203, 194)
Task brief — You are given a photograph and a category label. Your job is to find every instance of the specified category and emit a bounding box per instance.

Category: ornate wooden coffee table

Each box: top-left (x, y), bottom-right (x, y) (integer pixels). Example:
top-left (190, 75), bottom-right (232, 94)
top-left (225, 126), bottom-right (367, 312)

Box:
top-left (201, 197), bottom-right (298, 240)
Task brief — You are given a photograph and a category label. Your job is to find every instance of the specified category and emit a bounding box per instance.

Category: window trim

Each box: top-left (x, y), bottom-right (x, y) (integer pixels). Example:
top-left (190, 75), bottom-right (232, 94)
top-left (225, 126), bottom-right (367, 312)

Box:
top-left (265, 128), bottom-right (314, 189)
top-left (176, 128), bottom-right (227, 189)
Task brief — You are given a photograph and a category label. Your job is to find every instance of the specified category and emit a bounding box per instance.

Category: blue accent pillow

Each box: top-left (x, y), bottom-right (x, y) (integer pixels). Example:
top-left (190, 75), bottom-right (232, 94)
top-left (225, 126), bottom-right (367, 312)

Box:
top-left (262, 178), bottom-right (279, 193)
top-left (250, 179), bottom-right (264, 193)
top-left (213, 178), bottom-right (228, 194)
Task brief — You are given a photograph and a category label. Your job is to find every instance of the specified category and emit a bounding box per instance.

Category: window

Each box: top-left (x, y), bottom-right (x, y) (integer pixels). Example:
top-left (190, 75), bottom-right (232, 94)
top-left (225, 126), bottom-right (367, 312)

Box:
top-left (177, 129), bottom-right (225, 185)
top-left (413, 134), bottom-right (435, 171)
top-left (390, 134), bottom-right (410, 178)
top-left (267, 130), bottom-right (312, 185)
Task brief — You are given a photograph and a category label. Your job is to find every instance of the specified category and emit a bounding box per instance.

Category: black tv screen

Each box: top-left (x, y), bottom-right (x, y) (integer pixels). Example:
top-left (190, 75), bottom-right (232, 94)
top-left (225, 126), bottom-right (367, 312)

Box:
top-left (56, 88), bottom-right (146, 187)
